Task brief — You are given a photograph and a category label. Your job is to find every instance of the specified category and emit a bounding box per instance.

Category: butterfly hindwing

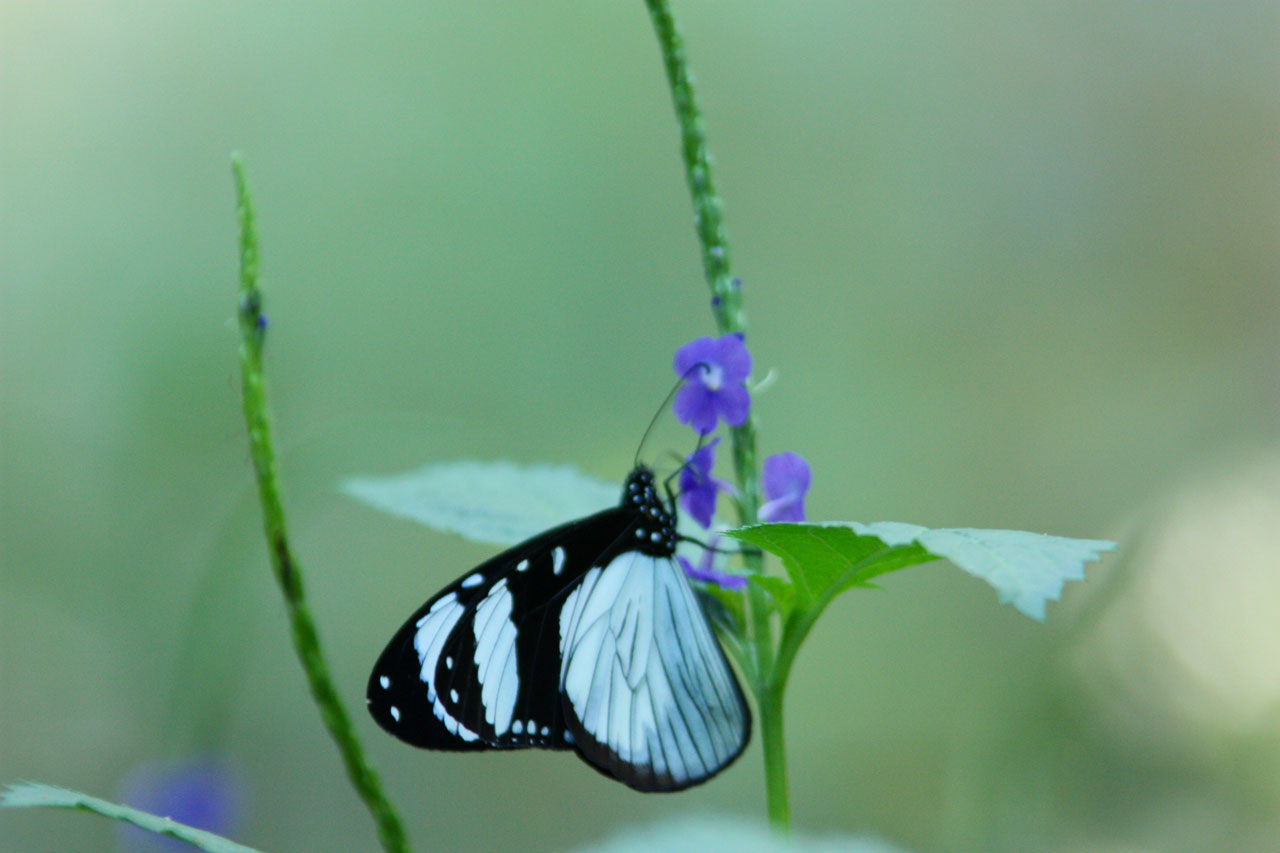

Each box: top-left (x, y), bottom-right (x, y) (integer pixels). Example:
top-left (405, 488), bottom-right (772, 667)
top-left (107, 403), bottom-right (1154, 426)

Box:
top-left (557, 549), bottom-right (751, 791)
top-left (367, 466), bottom-right (752, 791)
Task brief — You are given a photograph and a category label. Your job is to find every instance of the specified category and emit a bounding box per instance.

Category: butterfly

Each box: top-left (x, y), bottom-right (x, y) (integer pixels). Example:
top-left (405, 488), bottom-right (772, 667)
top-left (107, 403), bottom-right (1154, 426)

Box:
top-left (366, 464), bottom-right (751, 792)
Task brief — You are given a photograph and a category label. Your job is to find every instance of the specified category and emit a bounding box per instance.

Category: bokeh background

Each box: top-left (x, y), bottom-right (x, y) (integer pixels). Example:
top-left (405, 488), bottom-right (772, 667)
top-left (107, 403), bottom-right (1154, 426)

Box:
top-left (3, 2), bottom-right (1279, 850)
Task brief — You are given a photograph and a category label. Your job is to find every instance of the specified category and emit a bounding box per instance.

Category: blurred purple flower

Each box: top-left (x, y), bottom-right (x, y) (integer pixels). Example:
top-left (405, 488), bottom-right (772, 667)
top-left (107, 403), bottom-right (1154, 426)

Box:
top-left (759, 452), bottom-right (811, 523)
top-left (672, 334), bottom-right (752, 434)
top-left (678, 438), bottom-right (733, 529)
top-left (117, 756), bottom-right (245, 852)
top-left (679, 536), bottom-right (747, 591)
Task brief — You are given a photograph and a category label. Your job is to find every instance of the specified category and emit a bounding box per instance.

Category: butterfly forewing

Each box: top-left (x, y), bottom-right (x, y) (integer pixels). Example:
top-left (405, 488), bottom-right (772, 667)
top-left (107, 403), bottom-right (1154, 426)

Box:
top-left (367, 466), bottom-right (751, 791)
top-left (368, 508), bottom-right (633, 750)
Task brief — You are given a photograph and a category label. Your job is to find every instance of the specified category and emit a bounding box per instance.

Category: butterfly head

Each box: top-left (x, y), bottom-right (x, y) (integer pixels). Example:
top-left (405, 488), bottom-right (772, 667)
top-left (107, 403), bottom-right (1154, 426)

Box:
top-left (621, 466), bottom-right (678, 557)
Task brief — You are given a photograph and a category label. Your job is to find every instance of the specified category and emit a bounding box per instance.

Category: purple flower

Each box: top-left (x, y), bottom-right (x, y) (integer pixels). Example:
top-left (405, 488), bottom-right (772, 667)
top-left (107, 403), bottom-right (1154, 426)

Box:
top-left (759, 452), bottom-right (811, 523)
top-left (673, 334), bottom-right (752, 434)
top-left (678, 438), bottom-right (733, 529)
top-left (679, 536), bottom-right (747, 591)
top-left (118, 756), bottom-right (245, 852)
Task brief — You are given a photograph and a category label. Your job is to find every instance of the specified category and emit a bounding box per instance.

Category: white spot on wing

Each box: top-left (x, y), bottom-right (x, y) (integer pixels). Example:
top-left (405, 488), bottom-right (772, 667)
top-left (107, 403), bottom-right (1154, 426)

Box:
top-left (516, 559), bottom-right (529, 572)
top-left (552, 547), bottom-right (566, 576)
top-left (461, 573), bottom-right (484, 588)
top-left (413, 592), bottom-right (479, 742)
top-left (379, 675), bottom-right (390, 689)
top-left (417, 591), bottom-right (457, 627)
top-left (473, 578), bottom-right (519, 735)
top-left (390, 706), bottom-right (400, 722)
top-left (513, 720), bottom-right (524, 735)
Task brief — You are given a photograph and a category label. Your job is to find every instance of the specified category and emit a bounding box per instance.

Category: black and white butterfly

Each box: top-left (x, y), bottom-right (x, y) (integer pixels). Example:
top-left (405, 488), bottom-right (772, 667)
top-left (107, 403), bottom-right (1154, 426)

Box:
top-left (367, 465), bottom-right (751, 792)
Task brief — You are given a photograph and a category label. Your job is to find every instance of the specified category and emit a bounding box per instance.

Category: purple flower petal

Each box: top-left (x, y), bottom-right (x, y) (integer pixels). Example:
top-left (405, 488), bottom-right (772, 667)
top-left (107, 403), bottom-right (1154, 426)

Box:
top-left (118, 756), bottom-right (245, 852)
top-left (712, 333), bottom-right (752, 383)
top-left (763, 451), bottom-right (811, 496)
top-left (673, 336), bottom-right (719, 378)
top-left (713, 382), bottom-right (751, 428)
top-left (673, 382), bottom-right (719, 435)
top-left (679, 438), bottom-right (727, 528)
top-left (679, 554), bottom-right (747, 591)
top-left (759, 452), bottom-right (811, 523)
top-left (672, 334), bottom-right (754, 435)
top-left (681, 487), bottom-right (718, 529)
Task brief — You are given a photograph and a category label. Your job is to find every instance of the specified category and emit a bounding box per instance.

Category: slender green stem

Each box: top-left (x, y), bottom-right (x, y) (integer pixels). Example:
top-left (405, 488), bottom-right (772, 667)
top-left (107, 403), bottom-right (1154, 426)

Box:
top-left (231, 155), bottom-right (410, 853)
top-left (758, 684), bottom-right (791, 828)
top-left (642, 0), bottom-right (788, 830)
top-left (773, 610), bottom-right (818, 706)
top-left (642, 0), bottom-right (741, 335)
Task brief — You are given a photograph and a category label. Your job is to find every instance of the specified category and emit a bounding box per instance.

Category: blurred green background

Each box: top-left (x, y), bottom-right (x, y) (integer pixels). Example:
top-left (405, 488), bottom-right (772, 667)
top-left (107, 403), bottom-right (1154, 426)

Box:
top-left (3, 1), bottom-right (1278, 850)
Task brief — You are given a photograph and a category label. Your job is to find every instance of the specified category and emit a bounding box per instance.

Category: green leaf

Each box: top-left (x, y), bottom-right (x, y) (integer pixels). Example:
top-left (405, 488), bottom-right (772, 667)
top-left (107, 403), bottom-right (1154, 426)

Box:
top-left (727, 521), bottom-right (1115, 621)
top-left (343, 460), bottom-right (619, 545)
top-left (726, 523), bottom-right (937, 608)
top-left (0, 782), bottom-right (262, 853)
top-left (694, 585), bottom-right (743, 639)
top-left (748, 574), bottom-right (797, 614)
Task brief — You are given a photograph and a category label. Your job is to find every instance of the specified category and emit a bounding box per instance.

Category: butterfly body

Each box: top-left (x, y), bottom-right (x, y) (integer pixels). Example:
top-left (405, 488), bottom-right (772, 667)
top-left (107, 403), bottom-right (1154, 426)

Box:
top-left (367, 466), bottom-right (750, 791)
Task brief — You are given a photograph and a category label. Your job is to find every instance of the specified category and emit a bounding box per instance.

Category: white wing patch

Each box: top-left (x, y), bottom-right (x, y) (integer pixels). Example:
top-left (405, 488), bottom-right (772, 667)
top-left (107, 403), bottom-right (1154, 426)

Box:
top-left (472, 579), bottom-right (520, 736)
top-left (558, 552), bottom-right (747, 789)
top-left (413, 592), bottom-right (480, 742)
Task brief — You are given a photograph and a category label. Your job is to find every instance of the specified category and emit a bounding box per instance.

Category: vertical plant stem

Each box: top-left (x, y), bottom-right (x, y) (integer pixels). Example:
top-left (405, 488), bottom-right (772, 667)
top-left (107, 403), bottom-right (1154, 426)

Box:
top-left (231, 155), bottom-right (410, 853)
top-left (642, 0), bottom-right (788, 831)
top-left (642, 0), bottom-right (740, 333)
top-left (758, 683), bottom-right (791, 828)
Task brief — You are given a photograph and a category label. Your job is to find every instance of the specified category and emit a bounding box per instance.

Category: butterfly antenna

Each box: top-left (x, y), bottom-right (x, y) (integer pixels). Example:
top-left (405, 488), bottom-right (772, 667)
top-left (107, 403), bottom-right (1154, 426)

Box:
top-left (657, 434), bottom-right (708, 516)
top-left (634, 362), bottom-right (707, 468)
top-left (676, 533), bottom-right (761, 558)
top-left (661, 434), bottom-right (705, 492)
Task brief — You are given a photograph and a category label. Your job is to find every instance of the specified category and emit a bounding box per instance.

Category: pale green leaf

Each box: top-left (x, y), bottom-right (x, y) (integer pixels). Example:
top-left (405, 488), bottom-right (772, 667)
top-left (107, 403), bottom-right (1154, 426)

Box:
top-left (343, 460), bottom-right (619, 545)
top-left (727, 521), bottom-right (1115, 622)
top-left (576, 814), bottom-right (909, 852)
top-left (848, 521), bottom-right (1116, 620)
top-left (0, 782), bottom-right (261, 853)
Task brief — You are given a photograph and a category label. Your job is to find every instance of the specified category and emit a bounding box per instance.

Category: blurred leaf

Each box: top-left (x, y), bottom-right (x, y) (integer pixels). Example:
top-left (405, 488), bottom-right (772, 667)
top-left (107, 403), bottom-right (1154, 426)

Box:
top-left (342, 460), bottom-right (619, 545)
top-left (0, 782), bottom-right (261, 853)
top-left (575, 813), bottom-right (909, 852)
top-left (728, 521), bottom-right (1115, 621)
